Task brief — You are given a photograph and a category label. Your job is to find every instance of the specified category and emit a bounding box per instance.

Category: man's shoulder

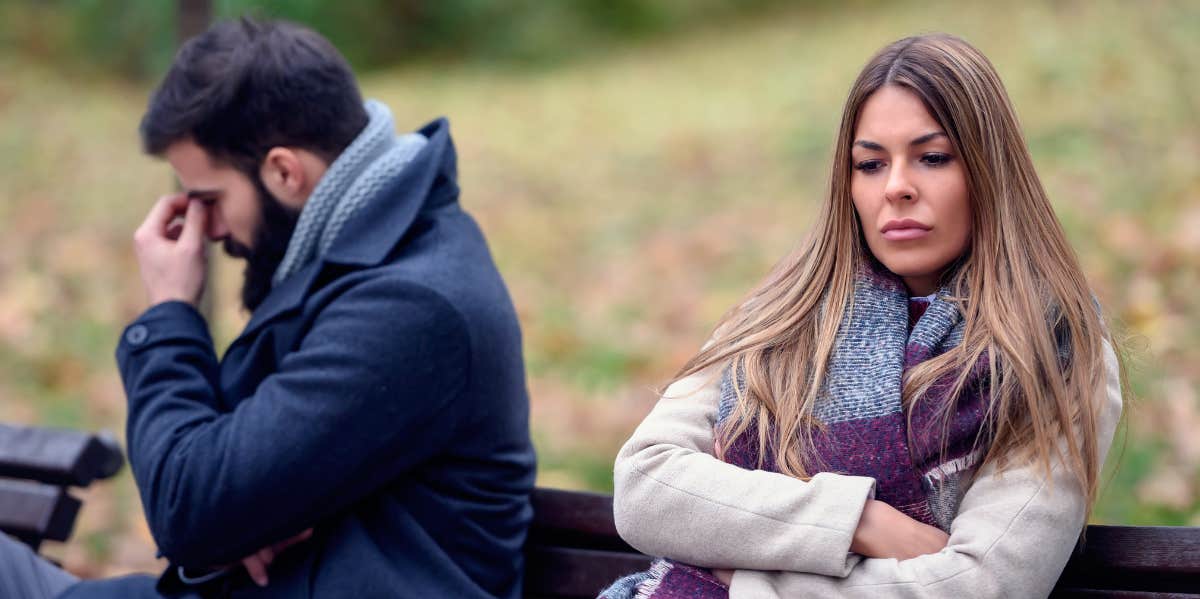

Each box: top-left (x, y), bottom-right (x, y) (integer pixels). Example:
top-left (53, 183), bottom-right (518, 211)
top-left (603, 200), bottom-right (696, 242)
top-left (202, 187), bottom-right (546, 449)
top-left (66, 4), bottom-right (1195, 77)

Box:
top-left (316, 265), bottom-right (471, 331)
top-left (327, 219), bottom-right (514, 318)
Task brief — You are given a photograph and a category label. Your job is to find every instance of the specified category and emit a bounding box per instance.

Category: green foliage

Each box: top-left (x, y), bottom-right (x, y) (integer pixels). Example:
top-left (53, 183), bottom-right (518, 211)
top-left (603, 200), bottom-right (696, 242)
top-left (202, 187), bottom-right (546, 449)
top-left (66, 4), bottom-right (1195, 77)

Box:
top-left (1, 0), bottom-right (1198, 576)
top-left (0, 0), bottom-right (789, 79)
top-left (0, 0), bottom-right (176, 79)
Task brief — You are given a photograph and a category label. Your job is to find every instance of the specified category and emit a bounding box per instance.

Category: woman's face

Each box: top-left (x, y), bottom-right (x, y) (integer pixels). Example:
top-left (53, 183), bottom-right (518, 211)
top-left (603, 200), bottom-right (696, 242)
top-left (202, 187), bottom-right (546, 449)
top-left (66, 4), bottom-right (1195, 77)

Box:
top-left (850, 85), bottom-right (971, 296)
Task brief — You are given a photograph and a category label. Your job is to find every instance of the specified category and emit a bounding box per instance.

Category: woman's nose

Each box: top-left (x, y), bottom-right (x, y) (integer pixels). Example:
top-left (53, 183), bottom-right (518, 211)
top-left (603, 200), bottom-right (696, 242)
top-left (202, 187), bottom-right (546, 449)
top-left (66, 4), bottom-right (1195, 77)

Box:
top-left (884, 164), bottom-right (917, 202)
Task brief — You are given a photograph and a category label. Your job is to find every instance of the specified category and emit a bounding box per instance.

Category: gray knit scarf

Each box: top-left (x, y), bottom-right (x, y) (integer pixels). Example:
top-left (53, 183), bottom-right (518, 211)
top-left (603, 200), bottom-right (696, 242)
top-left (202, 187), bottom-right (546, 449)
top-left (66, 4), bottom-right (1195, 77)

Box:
top-left (272, 100), bottom-right (427, 286)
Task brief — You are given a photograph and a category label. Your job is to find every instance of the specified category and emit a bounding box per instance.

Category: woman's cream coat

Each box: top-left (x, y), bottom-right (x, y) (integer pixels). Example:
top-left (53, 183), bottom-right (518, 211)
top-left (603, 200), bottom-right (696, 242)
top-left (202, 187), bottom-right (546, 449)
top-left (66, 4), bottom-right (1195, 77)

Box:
top-left (612, 342), bottom-right (1123, 598)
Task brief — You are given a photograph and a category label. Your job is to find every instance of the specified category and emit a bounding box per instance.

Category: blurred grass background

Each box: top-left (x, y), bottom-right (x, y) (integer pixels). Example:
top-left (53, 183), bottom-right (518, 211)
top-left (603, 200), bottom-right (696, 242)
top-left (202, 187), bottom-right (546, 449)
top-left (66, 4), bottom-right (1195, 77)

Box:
top-left (1, 0), bottom-right (1198, 577)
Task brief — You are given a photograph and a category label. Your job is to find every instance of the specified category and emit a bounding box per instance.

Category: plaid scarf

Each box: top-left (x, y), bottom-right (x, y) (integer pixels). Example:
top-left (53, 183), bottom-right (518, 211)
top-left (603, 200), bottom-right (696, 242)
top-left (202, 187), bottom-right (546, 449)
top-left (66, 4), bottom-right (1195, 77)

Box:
top-left (601, 261), bottom-right (993, 599)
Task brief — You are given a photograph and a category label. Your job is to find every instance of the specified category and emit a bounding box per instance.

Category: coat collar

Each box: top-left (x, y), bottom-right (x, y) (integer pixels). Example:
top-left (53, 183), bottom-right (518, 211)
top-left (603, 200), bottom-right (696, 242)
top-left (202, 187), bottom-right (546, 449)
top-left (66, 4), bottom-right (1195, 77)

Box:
top-left (237, 117), bottom-right (459, 339)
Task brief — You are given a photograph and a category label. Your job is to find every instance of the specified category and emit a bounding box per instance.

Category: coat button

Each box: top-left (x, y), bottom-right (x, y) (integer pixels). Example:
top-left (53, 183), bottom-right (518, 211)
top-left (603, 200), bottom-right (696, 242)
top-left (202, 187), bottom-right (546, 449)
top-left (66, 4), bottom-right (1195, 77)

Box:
top-left (125, 324), bottom-right (149, 345)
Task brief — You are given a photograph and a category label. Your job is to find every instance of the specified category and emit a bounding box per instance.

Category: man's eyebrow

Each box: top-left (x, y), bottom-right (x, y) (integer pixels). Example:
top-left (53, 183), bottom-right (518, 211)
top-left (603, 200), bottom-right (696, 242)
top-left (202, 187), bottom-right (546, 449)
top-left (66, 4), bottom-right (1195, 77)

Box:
top-left (852, 132), bottom-right (948, 151)
top-left (185, 189), bottom-right (221, 201)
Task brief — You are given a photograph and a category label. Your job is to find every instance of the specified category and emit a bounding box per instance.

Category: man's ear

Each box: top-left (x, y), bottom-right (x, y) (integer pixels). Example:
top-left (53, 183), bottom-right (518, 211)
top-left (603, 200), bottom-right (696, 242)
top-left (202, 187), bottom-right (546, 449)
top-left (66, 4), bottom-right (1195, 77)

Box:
top-left (261, 147), bottom-right (325, 210)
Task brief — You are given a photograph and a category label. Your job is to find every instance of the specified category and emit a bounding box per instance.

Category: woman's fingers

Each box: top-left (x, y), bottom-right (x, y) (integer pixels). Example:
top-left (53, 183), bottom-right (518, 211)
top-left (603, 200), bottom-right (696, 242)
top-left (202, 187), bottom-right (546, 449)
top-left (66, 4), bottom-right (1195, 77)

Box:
top-left (851, 499), bottom-right (951, 560)
top-left (921, 522), bottom-right (951, 554)
top-left (712, 568), bottom-right (734, 587)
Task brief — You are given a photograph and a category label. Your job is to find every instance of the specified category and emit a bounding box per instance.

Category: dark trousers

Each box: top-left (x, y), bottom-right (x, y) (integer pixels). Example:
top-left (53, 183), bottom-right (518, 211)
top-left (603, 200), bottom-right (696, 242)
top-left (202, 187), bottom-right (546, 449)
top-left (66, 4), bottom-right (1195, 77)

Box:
top-left (0, 533), bottom-right (79, 599)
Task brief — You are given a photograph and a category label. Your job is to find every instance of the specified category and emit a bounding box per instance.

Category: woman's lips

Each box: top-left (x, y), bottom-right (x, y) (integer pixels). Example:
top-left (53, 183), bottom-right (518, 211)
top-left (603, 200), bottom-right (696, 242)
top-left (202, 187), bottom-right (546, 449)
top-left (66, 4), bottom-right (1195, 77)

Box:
top-left (882, 227), bottom-right (932, 241)
top-left (881, 218), bottom-right (932, 241)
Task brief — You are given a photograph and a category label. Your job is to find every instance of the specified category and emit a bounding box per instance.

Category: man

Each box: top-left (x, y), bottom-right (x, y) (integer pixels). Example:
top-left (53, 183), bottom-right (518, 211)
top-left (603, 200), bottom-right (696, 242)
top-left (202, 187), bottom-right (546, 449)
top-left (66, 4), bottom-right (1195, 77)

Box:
top-left (1, 17), bottom-right (536, 598)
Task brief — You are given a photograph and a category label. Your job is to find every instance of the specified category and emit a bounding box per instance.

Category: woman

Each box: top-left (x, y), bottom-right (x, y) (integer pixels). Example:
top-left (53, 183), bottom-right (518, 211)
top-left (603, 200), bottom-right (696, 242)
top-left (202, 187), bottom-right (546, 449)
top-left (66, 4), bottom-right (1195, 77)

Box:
top-left (602, 34), bottom-right (1124, 599)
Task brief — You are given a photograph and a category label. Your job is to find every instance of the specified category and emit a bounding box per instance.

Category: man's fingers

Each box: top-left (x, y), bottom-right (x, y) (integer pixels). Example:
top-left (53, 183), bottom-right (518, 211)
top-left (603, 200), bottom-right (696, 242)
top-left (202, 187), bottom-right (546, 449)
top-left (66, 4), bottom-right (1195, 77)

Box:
top-left (274, 528), bottom-right (314, 553)
top-left (242, 555), bottom-right (269, 587)
top-left (231, 528), bottom-right (313, 590)
top-left (179, 198), bottom-right (208, 247)
top-left (141, 193), bottom-right (189, 234)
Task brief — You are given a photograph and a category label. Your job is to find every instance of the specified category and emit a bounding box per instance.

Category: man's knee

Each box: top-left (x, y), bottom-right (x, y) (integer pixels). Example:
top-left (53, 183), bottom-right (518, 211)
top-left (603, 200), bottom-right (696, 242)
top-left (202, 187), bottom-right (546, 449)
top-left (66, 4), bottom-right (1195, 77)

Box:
top-left (0, 533), bottom-right (78, 599)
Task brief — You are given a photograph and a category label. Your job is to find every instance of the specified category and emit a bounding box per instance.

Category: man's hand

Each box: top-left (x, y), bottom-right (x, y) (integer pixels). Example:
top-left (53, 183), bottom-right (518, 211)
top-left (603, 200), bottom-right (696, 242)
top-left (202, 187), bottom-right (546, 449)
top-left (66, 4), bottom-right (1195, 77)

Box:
top-left (239, 528), bottom-right (314, 587)
top-left (851, 499), bottom-right (949, 560)
top-left (133, 193), bottom-right (209, 307)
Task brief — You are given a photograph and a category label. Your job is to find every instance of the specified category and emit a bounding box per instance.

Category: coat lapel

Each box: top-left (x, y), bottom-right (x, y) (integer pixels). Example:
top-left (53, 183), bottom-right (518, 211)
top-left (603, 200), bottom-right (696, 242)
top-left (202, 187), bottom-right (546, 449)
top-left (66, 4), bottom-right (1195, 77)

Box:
top-left (229, 118), bottom-right (458, 345)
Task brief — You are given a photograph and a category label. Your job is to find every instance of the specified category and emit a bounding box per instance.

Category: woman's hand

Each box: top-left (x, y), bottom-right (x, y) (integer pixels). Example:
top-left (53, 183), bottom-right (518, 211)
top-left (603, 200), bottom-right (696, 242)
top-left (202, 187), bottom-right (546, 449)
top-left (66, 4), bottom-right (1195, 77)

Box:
top-left (712, 568), bottom-right (734, 587)
top-left (850, 499), bottom-right (949, 560)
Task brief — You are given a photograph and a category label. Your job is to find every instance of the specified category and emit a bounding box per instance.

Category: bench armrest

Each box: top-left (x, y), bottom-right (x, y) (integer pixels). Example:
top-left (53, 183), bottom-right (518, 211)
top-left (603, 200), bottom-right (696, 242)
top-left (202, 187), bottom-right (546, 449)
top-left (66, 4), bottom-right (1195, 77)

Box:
top-left (0, 424), bottom-right (124, 486)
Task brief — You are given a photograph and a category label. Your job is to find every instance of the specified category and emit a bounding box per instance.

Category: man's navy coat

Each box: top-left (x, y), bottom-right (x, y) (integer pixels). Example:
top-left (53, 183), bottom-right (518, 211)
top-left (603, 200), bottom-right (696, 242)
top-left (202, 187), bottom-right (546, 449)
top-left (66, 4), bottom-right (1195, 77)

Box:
top-left (64, 119), bottom-right (536, 598)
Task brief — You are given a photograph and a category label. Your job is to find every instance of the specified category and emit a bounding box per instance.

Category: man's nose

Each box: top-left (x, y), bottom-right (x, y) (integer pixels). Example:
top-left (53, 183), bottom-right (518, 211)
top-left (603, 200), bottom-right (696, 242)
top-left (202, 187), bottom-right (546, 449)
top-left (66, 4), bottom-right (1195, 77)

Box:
top-left (206, 210), bottom-right (229, 241)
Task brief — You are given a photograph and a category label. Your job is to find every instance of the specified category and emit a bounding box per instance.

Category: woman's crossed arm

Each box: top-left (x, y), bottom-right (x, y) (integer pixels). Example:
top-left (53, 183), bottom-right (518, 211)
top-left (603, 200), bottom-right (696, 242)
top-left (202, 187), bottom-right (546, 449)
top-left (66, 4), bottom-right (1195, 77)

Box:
top-left (613, 342), bottom-right (1122, 598)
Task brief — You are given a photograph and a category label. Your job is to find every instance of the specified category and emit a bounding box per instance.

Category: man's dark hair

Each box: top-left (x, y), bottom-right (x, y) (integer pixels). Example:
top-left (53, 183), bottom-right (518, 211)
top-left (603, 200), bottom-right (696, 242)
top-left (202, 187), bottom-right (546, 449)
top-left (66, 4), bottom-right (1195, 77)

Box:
top-left (140, 17), bottom-right (368, 176)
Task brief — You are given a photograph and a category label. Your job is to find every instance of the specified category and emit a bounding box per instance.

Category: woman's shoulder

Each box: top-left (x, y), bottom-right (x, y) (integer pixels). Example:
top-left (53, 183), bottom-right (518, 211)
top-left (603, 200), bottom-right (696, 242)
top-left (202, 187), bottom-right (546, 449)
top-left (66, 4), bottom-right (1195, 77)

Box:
top-left (1098, 338), bottom-right (1124, 435)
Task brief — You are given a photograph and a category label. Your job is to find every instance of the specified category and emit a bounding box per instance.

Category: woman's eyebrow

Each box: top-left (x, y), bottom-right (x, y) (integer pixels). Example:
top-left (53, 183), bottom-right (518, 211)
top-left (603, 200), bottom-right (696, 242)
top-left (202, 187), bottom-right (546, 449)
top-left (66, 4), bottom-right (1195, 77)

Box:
top-left (853, 139), bottom-right (885, 151)
top-left (910, 131), bottom-right (948, 146)
top-left (852, 131), bottom-right (948, 151)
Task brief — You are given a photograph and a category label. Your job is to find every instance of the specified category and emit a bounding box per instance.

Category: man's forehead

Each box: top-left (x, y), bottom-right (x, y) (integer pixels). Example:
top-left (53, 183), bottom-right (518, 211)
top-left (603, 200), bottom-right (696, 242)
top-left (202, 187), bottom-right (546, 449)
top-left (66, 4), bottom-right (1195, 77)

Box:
top-left (165, 139), bottom-right (230, 194)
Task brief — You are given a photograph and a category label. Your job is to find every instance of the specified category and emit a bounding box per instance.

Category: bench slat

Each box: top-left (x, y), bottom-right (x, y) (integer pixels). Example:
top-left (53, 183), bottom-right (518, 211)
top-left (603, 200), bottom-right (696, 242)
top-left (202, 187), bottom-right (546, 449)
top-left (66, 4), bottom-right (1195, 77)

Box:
top-left (531, 488), bottom-right (620, 538)
top-left (1053, 590), bottom-right (1199, 598)
top-left (525, 545), bottom-right (653, 599)
top-left (526, 488), bottom-right (1200, 598)
top-left (530, 488), bottom-right (637, 553)
top-left (0, 425), bottom-right (124, 487)
top-left (1052, 525), bottom-right (1200, 596)
top-left (1069, 526), bottom-right (1200, 573)
top-left (0, 478), bottom-right (81, 550)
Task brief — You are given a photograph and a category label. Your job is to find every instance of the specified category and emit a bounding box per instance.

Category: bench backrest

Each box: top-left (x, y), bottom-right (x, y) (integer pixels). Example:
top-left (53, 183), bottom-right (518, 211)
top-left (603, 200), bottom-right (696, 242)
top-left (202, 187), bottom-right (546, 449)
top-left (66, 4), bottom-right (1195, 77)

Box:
top-left (3, 430), bottom-right (1197, 598)
top-left (525, 488), bottom-right (652, 598)
top-left (0, 425), bottom-right (125, 551)
top-left (525, 488), bottom-right (1200, 598)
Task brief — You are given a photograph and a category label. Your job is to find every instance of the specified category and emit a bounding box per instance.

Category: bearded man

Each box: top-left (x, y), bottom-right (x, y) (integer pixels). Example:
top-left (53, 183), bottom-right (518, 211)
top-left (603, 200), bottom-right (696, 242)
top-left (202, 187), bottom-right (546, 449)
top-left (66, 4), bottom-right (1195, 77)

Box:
top-left (1, 17), bottom-right (536, 599)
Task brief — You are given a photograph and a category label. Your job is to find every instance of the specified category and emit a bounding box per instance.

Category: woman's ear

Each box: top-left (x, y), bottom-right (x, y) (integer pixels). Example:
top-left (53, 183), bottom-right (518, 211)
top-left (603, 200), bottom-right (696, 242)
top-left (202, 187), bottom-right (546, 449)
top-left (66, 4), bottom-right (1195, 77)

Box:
top-left (260, 147), bottom-right (326, 210)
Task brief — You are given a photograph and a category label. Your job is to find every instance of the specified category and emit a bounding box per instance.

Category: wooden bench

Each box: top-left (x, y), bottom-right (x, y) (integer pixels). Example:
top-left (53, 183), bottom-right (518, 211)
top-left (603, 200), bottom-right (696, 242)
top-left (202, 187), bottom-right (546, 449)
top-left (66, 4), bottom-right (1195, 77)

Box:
top-left (0, 424), bottom-right (125, 551)
top-left (4, 426), bottom-right (1198, 597)
top-left (524, 487), bottom-right (1200, 598)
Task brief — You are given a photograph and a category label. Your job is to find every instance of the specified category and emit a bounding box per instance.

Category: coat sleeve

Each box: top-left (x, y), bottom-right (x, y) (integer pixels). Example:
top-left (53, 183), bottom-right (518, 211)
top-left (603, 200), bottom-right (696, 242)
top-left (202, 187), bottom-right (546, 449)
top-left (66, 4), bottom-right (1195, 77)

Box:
top-left (116, 278), bottom-right (471, 567)
top-left (726, 341), bottom-right (1125, 599)
top-left (612, 367), bottom-right (878, 578)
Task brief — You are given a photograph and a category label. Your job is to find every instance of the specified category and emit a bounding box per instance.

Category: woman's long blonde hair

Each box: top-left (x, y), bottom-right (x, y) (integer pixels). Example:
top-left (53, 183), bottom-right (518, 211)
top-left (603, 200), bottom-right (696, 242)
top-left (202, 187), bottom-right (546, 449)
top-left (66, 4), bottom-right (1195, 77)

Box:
top-left (676, 34), bottom-right (1117, 511)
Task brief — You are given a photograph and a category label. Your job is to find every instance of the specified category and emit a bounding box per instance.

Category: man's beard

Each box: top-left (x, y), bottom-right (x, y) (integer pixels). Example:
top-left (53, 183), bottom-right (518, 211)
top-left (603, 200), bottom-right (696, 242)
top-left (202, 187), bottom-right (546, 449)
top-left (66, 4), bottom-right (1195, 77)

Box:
top-left (224, 181), bottom-right (301, 312)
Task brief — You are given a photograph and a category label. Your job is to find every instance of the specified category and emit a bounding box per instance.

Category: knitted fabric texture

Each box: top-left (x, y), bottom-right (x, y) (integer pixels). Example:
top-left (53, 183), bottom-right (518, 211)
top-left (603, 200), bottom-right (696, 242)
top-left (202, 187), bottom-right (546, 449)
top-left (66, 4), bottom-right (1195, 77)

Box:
top-left (272, 100), bottom-right (427, 286)
top-left (600, 261), bottom-right (993, 599)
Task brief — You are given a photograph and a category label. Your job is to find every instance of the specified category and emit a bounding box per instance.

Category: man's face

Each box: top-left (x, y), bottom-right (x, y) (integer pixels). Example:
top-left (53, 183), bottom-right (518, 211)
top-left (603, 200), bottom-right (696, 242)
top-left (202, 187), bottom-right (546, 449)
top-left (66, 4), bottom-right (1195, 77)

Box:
top-left (164, 139), bottom-right (299, 310)
top-left (166, 140), bottom-right (261, 251)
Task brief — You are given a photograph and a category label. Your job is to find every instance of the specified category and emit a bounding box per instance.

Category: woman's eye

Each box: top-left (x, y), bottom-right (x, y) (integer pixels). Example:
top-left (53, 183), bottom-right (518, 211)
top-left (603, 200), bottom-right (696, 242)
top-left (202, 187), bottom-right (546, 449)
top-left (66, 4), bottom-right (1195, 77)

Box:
top-left (854, 159), bottom-right (884, 173)
top-left (921, 153), bottom-right (953, 166)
